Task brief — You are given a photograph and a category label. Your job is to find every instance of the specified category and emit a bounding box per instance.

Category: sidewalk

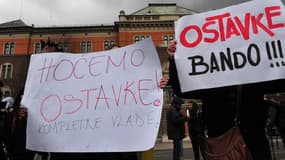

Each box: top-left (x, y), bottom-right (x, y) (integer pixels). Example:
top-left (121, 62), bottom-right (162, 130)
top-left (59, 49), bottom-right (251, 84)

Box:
top-left (153, 140), bottom-right (194, 160)
top-left (154, 140), bottom-right (192, 151)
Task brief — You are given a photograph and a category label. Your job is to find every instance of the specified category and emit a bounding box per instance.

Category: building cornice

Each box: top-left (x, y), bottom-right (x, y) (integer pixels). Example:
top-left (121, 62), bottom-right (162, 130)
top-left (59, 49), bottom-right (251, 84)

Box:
top-left (115, 20), bottom-right (174, 28)
top-left (0, 25), bottom-right (118, 35)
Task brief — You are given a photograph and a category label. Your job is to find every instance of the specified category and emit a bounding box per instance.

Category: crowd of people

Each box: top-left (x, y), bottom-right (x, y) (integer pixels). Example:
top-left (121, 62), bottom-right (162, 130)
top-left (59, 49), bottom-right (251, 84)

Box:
top-left (166, 97), bottom-right (206, 160)
top-left (1, 31), bottom-right (285, 160)
top-left (0, 82), bottom-right (33, 160)
top-left (1, 41), bottom-right (285, 160)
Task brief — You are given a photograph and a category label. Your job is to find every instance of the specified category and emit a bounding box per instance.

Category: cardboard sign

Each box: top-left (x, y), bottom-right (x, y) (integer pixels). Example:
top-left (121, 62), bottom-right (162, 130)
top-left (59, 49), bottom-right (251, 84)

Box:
top-left (175, 0), bottom-right (285, 92)
top-left (21, 38), bottom-right (163, 152)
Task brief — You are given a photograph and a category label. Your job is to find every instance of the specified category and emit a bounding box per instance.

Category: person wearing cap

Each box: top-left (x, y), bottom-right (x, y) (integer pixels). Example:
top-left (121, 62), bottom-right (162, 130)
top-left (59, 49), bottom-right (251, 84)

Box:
top-left (167, 97), bottom-right (187, 160)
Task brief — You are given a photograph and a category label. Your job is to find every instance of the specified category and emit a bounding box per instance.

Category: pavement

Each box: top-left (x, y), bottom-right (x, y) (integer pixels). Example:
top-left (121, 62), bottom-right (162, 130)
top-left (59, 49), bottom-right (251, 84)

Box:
top-left (153, 140), bottom-right (194, 160)
top-left (154, 140), bottom-right (191, 151)
top-left (153, 139), bottom-right (285, 160)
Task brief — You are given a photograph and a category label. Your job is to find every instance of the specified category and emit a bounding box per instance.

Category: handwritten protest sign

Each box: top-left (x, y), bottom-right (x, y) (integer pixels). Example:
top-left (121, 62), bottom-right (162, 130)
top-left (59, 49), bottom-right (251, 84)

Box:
top-left (175, 0), bottom-right (285, 92)
top-left (21, 38), bottom-right (163, 152)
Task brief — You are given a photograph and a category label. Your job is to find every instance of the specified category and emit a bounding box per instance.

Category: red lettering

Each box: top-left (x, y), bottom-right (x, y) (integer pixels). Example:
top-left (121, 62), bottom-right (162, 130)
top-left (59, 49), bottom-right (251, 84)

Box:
top-left (63, 95), bottom-right (83, 114)
top-left (94, 85), bottom-right (110, 110)
top-left (251, 13), bottom-right (274, 36)
top-left (138, 79), bottom-right (152, 106)
top-left (53, 59), bottom-right (74, 81)
top-left (202, 21), bottom-right (219, 43)
top-left (89, 55), bottom-right (105, 77)
top-left (265, 6), bottom-right (284, 29)
top-left (206, 13), bottom-right (231, 41)
top-left (180, 5), bottom-right (284, 48)
top-left (124, 81), bottom-right (138, 104)
top-left (38, 49), bottom-right (147, 84)
top-left (106, 52), bottom-right (126, 73)
top-left (112, 84), bottom-right (123, 107)
top-left (81, 88), bottom-right (97, 109)
top-left (131, 49), bottom-right (145, 67)
top-left (40, 95), bottom-right (62, 122)
top-left (74, 58), bottom-right (87, 79)
top-left (225, 18), bottom-right (240, 39)
top-left (154, 70), bottom-right (160, 92)
top-left (234, 13), bottom-right (251, 40)
top-left (180, 25), bottom-right (202, 48)
top-left (39, 73), bottom-right (161, 122)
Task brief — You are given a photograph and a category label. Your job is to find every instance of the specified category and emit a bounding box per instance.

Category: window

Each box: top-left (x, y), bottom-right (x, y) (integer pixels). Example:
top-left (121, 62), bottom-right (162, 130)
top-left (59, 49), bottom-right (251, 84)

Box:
top-left (134, 35), bottom-right (149, 43)
top-left (104, 40), bottom-right (115, 50)
top-left (80, 40), bottom-right (92, 53)
top-left (135, 16), bottom-right (142, 20)
top-left (126, 16), bottom-right (134, 21)
top-left (34, 42), bottom-right (41, 54)
top-left (134, 36), bottom-right (140, 43)
top-left (87, 41), bottom-right (92, 52)
top-left (3, 42), bottom-right (15, 55)
top-left (58, 42), bottom-right (70, 52)
top-left (152, 16), bottom-right (159, 20)
top-left (163, 35), bottom-right (174, 46)
top-left (144, 16), bottom-right (151, 21)
top-left (0, 63), bottom-right (13, 80)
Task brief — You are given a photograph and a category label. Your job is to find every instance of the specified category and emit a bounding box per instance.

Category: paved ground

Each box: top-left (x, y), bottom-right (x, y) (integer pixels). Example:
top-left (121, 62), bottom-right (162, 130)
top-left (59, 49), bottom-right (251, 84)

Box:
top-left (153, 140), bottom-right (285, 160)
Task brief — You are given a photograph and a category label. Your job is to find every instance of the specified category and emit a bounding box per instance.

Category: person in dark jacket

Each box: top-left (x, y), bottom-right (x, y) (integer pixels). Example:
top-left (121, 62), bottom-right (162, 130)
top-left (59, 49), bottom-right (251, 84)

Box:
top-left (9, 89), bottom-right (35, 160)
top-left (186, 101), bottom-right (205, 160)
top-left (276, 98), bottom-right (285, 149)
top-left (265, 94), bottom-right (285, 149)
top-left (160, 40), bottom-right (285, 160)
top-left (167, 96), bottom-right (187, 160)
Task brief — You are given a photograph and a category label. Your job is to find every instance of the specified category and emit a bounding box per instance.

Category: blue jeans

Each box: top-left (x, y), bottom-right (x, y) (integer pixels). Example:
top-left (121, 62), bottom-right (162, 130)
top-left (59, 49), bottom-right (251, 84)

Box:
top-left (173, 139), bottom-right (183, 160)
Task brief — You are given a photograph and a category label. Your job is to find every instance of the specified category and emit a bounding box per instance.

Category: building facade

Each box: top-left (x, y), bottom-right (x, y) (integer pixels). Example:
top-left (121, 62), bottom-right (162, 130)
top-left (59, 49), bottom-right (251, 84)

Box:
top-left (0, 3), bottom-right (197, 140)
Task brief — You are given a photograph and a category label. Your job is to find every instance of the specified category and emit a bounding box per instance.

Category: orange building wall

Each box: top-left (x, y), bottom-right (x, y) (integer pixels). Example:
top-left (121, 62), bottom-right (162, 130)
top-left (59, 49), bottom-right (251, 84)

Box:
top-left (0, 30), bottom-right (173, 55)
top-left (0, 37), bottom-right (30, 55)
top-left (26, 35), bottom-right (118, 54)
top-left (118, 31), bottom-right (174, 47)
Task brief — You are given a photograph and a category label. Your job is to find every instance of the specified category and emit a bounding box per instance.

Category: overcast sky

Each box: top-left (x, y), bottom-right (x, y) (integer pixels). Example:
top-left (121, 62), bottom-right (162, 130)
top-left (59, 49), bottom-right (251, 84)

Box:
top-left (0, 0), bottom-right (283, 27)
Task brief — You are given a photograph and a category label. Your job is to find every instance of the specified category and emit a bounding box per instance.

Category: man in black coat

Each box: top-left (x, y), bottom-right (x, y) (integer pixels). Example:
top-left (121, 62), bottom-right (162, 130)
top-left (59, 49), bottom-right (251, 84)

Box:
top-left (265, 94), bottom-right (285, 149)
top-left (186, 101), bottom-right (205, 160)
top-left (167, 97), bottom-right (187, 160)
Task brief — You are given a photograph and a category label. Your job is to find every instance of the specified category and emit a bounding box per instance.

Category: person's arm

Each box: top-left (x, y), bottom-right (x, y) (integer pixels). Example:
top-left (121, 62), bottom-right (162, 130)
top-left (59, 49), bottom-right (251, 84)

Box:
top-left (166, 40), bottom-right (207, 99)
top-left (168, 58), bottom-right (207, 99)
top-left (173, 109), bottom-right (188, 126)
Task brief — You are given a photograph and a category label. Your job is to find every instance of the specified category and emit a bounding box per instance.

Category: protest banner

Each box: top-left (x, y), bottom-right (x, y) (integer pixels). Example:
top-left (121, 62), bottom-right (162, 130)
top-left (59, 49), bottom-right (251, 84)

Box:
top-left (21, 38), bottom-right (163, 152)
top-left (174, 0), bottom-right (285, 92)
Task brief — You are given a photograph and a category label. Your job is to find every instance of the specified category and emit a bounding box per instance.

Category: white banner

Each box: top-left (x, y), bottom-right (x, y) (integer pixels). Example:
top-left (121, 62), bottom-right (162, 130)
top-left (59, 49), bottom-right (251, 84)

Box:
top-left (21, 38), bottom-right (163, 152)
top-left (175, 0), bottom-right (285, 92)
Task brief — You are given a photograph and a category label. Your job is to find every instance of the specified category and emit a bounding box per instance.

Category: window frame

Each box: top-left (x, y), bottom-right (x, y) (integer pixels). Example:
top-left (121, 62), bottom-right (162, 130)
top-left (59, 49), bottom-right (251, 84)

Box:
top-left (34, 42), bottom-right (41, 54)
top-left (3, 42), bottom-right (15, 56)
top-left (103, 40), bottom-right (115, 50)
top-left (0, 63), bottom-right (13, 80)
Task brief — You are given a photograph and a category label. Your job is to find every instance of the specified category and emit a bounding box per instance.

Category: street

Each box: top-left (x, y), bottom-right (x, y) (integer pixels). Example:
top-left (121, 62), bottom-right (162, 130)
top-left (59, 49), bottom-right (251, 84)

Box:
top-left (154, 140), bottom-right (285, 160)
